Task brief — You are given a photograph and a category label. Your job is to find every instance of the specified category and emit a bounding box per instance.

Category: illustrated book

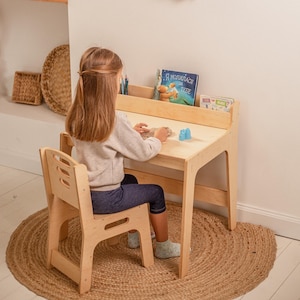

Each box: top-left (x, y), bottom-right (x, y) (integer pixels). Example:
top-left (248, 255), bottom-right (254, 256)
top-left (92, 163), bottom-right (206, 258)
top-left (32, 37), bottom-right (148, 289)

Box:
top-left (153, 69), bottom-right (199, 106)
top-left (199, 95), bottom-right (235, 112)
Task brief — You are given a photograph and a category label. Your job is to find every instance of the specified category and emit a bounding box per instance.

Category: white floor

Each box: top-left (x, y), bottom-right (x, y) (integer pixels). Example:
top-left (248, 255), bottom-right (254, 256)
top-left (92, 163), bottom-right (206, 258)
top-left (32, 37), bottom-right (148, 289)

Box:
top-left (0, 165), bottom-right (299, 300)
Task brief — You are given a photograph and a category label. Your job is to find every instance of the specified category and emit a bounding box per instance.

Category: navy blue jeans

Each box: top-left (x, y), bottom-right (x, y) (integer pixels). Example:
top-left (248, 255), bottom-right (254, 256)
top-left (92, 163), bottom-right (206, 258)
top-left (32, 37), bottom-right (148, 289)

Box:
top-left (91, 174), bottom-right (166, 214)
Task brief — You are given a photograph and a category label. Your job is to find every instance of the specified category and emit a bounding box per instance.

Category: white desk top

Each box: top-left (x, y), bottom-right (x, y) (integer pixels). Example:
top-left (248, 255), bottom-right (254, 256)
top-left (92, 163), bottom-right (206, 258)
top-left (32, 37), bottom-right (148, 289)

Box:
top-left (123, 111), bottom-right (227, 161)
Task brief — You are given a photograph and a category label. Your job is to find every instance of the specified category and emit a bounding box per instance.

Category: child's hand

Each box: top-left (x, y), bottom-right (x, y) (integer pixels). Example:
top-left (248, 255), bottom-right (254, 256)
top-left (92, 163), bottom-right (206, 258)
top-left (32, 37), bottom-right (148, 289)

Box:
top-left (134, 123), bottom-right (150, 134)
top-left (154, 127), bottom-right (169, 142)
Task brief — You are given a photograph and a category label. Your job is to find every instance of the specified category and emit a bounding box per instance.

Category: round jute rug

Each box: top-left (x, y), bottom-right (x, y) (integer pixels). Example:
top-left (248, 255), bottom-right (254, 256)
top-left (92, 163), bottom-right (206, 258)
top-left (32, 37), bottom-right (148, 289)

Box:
top-left (6, 202), bottom-right (276, 300)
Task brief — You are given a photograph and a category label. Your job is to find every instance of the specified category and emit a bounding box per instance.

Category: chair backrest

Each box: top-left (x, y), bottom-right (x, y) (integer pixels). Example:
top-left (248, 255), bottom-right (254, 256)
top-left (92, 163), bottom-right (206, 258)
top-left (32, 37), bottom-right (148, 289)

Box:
top-left (40, 147), bottom-right (93, 216)
top-left (60, 131), bottom-right (74, 156)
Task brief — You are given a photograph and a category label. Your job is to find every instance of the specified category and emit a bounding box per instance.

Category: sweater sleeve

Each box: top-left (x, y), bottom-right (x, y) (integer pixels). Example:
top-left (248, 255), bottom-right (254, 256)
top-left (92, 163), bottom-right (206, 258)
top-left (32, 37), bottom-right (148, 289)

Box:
top-left (111, 112), bottom-right (162, 161)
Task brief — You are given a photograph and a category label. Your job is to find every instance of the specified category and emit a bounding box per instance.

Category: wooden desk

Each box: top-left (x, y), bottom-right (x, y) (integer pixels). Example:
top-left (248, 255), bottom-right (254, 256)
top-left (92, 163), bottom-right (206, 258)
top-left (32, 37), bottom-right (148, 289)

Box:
top-left (116, 85), bottom-right (240, 279)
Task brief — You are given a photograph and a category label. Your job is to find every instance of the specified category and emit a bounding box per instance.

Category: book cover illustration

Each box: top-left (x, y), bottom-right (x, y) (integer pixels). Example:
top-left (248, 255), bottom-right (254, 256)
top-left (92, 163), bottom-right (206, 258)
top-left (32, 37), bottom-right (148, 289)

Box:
top-left (199, 95), bottom-right (235, 112)
top-left (155, 69), bottom-right (199, 106)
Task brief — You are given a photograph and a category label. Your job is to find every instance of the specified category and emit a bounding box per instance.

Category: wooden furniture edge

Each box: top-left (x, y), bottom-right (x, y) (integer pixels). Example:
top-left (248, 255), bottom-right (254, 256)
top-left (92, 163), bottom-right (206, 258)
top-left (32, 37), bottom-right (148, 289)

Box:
top-left (33, 0), bottom-right (67, 3)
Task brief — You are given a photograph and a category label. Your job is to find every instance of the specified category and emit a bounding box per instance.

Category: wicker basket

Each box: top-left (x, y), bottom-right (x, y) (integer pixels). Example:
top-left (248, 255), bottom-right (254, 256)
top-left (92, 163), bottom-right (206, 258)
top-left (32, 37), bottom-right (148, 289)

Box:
top-left (12, 72), bottom-right (42, 105)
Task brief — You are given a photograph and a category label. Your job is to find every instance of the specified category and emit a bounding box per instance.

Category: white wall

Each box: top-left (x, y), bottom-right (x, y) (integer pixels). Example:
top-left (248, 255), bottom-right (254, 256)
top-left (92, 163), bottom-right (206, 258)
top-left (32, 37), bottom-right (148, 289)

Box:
top-left (68, 0), bottom-right (300, 239)
top-left (0, 0), bottom-right (68, 173)
top-left (0, 0), bottom-right (299, 239)
top-left (0, 0), bottom-right (69, 96)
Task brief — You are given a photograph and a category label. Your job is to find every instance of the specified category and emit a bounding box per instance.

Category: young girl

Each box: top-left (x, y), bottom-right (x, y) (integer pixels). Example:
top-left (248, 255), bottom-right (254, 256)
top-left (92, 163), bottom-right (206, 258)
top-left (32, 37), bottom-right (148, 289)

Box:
top-left (65, 47), bottom-right (180, 259)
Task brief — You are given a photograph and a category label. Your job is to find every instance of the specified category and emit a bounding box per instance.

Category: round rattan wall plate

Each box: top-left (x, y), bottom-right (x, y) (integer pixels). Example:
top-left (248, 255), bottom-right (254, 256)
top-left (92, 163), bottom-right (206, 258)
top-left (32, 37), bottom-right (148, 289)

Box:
top-left (41, 44), bottom-right (72, 115)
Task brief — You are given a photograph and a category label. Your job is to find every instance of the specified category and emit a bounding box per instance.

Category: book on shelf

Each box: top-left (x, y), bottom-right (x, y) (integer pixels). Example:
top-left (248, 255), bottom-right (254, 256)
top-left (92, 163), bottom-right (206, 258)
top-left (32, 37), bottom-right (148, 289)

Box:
top-left (153, 69), bottom-right (199, 106)
top-left (199, 95), bottom-right (235, 112)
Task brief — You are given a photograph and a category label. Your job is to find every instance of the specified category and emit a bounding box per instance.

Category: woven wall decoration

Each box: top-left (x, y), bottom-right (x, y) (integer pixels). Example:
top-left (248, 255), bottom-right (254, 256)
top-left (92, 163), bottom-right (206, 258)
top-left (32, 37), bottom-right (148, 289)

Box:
top-left (41, 44), bottom-right (72, 115)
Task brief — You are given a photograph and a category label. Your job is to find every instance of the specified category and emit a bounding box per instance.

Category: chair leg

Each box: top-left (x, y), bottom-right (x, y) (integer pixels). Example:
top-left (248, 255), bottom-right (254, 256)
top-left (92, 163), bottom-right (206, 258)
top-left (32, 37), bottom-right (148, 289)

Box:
top-left (47, 217), bottom-right (62, 268)
top-left (47, 201), bottom-right (78, 268)
top-left (137, 206), bottom-right (154, 268)
top-left (139, 231), bottom-right (154, 267)
top-left (79, 242), bottom-right (95, 294)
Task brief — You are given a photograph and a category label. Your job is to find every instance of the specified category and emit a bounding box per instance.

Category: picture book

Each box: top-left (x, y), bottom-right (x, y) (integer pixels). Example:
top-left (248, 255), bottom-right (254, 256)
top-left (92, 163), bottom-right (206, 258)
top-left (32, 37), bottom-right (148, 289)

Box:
top-left (153, 69), bottom-right (199, 106)
top-left (199, 95), bottom-right (235, 112)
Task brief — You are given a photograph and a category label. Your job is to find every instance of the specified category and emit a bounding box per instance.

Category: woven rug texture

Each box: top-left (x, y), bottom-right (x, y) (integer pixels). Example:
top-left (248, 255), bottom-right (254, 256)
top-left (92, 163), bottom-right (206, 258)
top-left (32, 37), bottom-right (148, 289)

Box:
top-left (6, 202), bottom-right (277, 300)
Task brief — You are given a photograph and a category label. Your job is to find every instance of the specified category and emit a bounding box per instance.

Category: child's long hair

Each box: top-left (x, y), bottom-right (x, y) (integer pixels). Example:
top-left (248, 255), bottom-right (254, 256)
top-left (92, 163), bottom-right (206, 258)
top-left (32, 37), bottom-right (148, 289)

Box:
top-left (66, 47), bottom-right (123, 142)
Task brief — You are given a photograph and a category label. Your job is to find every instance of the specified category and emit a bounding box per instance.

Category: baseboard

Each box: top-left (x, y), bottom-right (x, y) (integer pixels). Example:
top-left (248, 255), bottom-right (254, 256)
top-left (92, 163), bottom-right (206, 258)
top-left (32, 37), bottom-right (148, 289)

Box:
top-left (0, 96), bottom-right (64, 175)
top-left (237, 203), bottom-right (300, 240)
top-left (167, 194), bottom-right (300, 240)
top-left (0, 148), bottom-right (42, 175)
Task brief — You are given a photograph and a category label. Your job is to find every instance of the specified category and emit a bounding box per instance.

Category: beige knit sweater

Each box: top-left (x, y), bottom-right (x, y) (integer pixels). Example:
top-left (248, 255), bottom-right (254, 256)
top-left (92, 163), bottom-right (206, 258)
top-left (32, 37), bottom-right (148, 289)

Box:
top-left (72, 111), bottom-right (161, 191)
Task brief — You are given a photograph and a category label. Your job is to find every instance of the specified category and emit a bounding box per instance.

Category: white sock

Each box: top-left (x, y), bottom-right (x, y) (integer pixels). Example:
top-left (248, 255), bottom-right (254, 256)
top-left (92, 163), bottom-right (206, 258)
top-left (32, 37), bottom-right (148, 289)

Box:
top-left (155, 240), bottom-right (181, 259)
top-left (128, 231), bottom-right (140, 249)
top-left (128, 231), bottom-right (156, 249)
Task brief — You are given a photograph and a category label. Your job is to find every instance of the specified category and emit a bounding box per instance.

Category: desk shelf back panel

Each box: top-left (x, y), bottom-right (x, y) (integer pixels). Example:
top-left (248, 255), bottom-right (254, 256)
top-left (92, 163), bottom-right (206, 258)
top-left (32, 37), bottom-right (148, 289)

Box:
top-left (117, 85), bottom-right (238, 130)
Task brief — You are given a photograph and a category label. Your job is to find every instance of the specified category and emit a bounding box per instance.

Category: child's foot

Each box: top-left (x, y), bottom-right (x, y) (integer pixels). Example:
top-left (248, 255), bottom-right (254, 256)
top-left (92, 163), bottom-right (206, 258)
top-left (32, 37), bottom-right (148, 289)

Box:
top-left (127, 231), bottom-right (156, 249)
top-left (128, 231), bottom-right (140, 249)
top-left (155, 240), bottom-right (181, 259)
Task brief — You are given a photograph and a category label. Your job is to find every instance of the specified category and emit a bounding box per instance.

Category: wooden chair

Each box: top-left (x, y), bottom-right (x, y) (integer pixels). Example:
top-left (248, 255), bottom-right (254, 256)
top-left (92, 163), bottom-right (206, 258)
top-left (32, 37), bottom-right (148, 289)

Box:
top-left (39, 147), bottom-right (154, 294)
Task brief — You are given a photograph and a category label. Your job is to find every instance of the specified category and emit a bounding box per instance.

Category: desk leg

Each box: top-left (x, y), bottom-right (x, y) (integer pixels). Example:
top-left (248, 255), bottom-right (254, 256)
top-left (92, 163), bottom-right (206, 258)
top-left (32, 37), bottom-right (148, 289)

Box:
top-left (179, 162), bottom-right (196, 278)
top-left (226, 148), bottom-right (237, 230)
